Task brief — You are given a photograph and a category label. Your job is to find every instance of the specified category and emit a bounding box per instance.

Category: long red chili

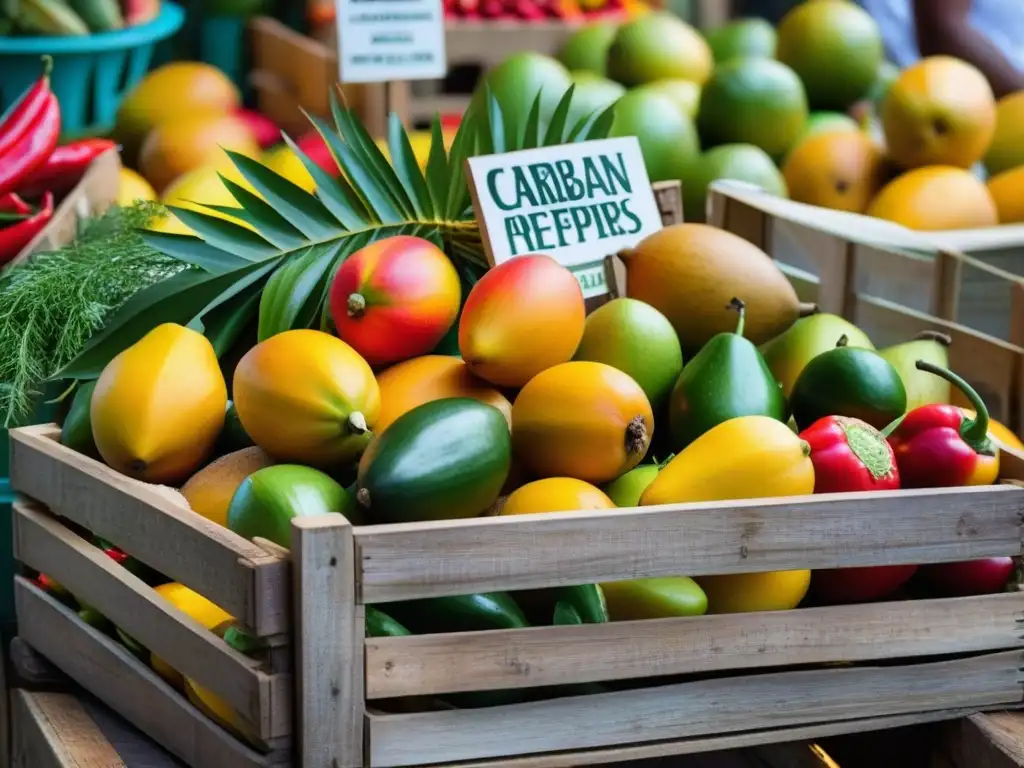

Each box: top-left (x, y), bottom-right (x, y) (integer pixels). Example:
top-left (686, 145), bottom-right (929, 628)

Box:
top-left (0, 191), bottom-right (54, 264)
top-left (19, 138), bottom-right (117, 197)
top-left (0, 56), bottom-right (53, 158)
top-left (0, 92), bottom-right (61, 199)
top-left (0, 192), bottom-right (30, 215)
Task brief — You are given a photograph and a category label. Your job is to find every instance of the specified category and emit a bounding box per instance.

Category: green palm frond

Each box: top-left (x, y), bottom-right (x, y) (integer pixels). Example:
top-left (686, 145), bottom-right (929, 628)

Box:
top-left (56, 87), bottom-right (616, 380)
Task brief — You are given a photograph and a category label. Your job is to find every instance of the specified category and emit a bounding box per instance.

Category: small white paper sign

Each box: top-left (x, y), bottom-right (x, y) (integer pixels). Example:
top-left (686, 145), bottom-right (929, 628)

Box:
top-left (336, 0), bottom-right (447, 84)
top-left (466, 137), bottom-right (662, 298)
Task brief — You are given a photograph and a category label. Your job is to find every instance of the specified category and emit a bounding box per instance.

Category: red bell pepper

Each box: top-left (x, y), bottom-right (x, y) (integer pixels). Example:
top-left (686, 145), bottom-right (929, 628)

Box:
top-left (885, 361), bottom-right (999, 488)
top-left (799, 415), bottom-right (900, 493)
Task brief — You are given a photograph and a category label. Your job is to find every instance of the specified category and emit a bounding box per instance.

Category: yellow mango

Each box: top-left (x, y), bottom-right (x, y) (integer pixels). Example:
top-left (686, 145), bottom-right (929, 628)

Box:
top-left (185, 678), bottom-right (263, 748)
top-left (641, 415), bottom-right (814, 505)
top-left (91, 324), bottom-right (228, 484)
top-left (697, 570), bottom-right (811, 614)
top-left (150, 583), bottom-right (233, 690)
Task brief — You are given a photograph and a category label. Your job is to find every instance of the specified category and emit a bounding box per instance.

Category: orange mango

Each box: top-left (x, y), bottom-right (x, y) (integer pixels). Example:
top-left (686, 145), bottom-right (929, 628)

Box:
top-left (501, 477), bottom-right (616, 515)
top-left (511, 361), bottom-right (653, 484)
top-left (329, 236), bottom-right (462, 367)
top-left (232, 330), bottom-right (381, 466)
top-left (375, 355), bottom-right (511, 433)
top-left (459, 254), bottom-right (585, 387)
top-left (91, 324), bottom-right (227, 484)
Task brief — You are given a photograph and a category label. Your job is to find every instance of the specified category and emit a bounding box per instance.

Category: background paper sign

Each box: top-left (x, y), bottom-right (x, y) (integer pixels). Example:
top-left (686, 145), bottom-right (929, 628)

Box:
top-left (336, 0), bottom-right (447, 83)
top-left (466, 137), bottom-right (662, 298)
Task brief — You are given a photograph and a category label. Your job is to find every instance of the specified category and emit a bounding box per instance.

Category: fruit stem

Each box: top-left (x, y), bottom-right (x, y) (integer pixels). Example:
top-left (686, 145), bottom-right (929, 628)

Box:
top-left (914, 360), bottom-right (993, 453)
top-left (727, 297), bottom-right (745, 338)
top-left (836, 334), bottom-right (849, 348)
top-left (624, 416), bottom-right (649, 457)
top-left (347, 293), bottom-right (367, 318)
top-left (798, 303), bottom-right (819, 318)
top-left (348, 411), bottom-right (368, 434)
top-left (915, 331), bottom-right (952, 346)
top-left (356, 487), bottom-right (371, 508)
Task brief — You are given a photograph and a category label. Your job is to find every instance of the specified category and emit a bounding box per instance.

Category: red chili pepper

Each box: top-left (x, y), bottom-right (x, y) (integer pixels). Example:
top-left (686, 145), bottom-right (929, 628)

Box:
top-left (799, 415), bottom-right (900, 493)
top-left (19, 138), bottom-right (117, 198)
top-left (0, 92), bottom-right (61, 199)
top-left (0, 56), bottom-right (53, 158)
top-left (0, 191), bottom-right (54, 264)
top-left (0, 192), bottom-right (31, 215)
top-left (103, 545), bottom-right (131, 566)
top-left (885, 361), bottom-right (1000, 488)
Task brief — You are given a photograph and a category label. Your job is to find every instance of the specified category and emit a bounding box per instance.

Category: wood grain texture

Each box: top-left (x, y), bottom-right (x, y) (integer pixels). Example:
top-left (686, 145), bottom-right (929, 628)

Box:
top-left (354, 485), bottom-right (1024, 602)
top-left (292, 515), bottom-right (363, 768)
top-left (416, 707), bottom-right (1014, 768)
top-left (365, 592), bottom-right (1024, 698)
top-left (945, 711), bottom-right (1024, 768)
top-left (11, 689), bottom-right (125, 768)
top-left (367, 651), bottom-right (1024, 766)
top-left (13, 502), bottom-right (290, 739)
top-left (14, 578), bottom-right (284, 768)
top-left (8, 425), bottom-right (289, 636)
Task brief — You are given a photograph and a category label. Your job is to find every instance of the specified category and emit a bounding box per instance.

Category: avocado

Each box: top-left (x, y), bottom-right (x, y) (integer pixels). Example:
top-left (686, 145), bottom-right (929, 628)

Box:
top-left (668, 298), bottom-right (786, 449)
top-left (790, 335), bottom-right (907, 431)
top-left (356, 398), bottom-right (511, 523)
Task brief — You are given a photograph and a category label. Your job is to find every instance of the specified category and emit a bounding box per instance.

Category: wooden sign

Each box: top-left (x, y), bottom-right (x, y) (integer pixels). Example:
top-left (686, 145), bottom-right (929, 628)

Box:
top-left (335, 0), bottom-right (447, 83)
top-left (465, 137), bottom-right (663, 298)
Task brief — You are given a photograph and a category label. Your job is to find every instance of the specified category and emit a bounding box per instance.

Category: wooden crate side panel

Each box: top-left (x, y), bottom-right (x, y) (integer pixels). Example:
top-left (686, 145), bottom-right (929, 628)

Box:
top-left (852, 296), bottom-right (1023, 426)
top-left (365, 592), bottom-right (1024, 698)
top-left (14, 578), bottom-right (286, 768)
top-left (8, 425), bottom-right (289, 636)
top-left (354, 485), bottom-right (1024, 603)
top-left (367, 651), bottom-right (1024, 766)
top-left (12, 502), bottom-right (290, 740)
top-left (10, 690), bottom-right (124, 768)
top-left (945, 711), bottom-right (1024, 768)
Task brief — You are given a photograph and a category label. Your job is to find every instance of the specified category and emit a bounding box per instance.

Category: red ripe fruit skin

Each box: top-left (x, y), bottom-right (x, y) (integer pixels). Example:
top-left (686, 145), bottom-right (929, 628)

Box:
top-left (919, 558), bottom-right (1014, 597)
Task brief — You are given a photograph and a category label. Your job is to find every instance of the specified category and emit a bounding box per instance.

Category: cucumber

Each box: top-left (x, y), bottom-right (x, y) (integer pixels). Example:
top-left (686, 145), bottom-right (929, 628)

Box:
top-left (356, 398), bottom-right (511, 523)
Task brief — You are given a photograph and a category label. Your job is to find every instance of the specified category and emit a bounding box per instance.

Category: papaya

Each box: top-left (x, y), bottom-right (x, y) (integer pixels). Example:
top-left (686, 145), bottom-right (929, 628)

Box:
top-left (227, 465), bottom-right (353, 548)
top-left (375, 355), bottom-right (511, 434)
top-left (642, 416), bottom-right (814, 505)
top-left (329, 236), bottom-right (462, 367)
top-left (180, 447), bottom-right (275, 528)
top-left (511, 361), bottom-right (654, 484)
top-left (232, 329), bottom-right (381, 467)
top-left (91, 323), bottom-right (227, 484)
top-left (697, 570), bottom-right (811, 613)
top-left (600, 577), bottom-right (707, 620)
top-left (500, 477), bottom-right (615, 515)
top-left (60, 380), bottom-right (98, 458)
top-left (150, 583), bottom-right (234, 691)
top-left (186, 678), bottom-right (263, 748)
top-left (459, 254), bottom-right (586, 387)
top-left (356, 398), bottom-right (511, 523)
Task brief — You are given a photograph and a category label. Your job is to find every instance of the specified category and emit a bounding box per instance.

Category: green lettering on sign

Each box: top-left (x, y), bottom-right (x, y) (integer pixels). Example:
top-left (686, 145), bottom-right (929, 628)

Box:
top-left (572, 260), bottom-right (608, 299)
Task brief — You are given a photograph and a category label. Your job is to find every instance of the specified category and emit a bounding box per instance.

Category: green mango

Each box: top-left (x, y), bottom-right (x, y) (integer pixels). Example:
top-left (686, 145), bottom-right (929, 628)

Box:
top-left (603, 464), bottom-right (661, 507)
top-left (668, 298), bottom-right (786, 449)
top-left (60, 380), bottom-right (98, 457)
top-left (115, 627), bottom-right (150, 663)
top-left (877, 331), bottom-right (952, 411)
top-left (356, 398), bottom-right (511, 524)
top-left (365, 606), bottom-right (411, 638)
top-left (790, 336), bottom-right (907, 431)
top-left (601, 577), bottom-right (707, 620)
top-left (760, 313), bottom-right (874, 399)
top-left (227, 465), bottom-right (351, 548)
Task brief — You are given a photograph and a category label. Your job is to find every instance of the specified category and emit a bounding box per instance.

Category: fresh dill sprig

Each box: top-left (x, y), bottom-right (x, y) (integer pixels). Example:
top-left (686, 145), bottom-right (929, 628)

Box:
top-left (0, 202), bottom-right (186, 428)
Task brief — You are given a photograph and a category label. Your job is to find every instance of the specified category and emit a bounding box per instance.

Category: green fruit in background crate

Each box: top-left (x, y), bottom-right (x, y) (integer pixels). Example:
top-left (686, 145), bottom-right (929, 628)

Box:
top-left (705, 17), bottom-right (777, 64)
top-left (790, 335), bottom-right (907, 431)
top-left (610, 89), bottom-right (700, 183)
top-left (16, 0), bottom-right (90, 35)
top-left (68, 0), bottom-right (124, 31)
top-left (681, 143), bottom-right (788, 223)
top-left (557, 20), bottom-right (619, 76)
top-left (356, 398), bottom-right (511, 524)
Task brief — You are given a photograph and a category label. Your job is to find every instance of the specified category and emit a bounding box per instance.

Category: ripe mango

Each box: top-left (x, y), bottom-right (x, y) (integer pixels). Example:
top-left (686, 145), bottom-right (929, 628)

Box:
top-left (91, 324), bottom-right (227, 484)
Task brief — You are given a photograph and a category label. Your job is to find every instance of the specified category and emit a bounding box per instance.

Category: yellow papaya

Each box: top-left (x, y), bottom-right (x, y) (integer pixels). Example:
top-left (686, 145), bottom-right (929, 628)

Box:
top-left (696, 570), bottom-right (811, 614)
top-left (500, 477), bottom-right (615, 515)
top-left (185, 678), bottom-right (263, 748)
top-left (641, 415), bottom-right (814, 505)
top-left (91, 324), bottom-right (227, 484)
top-left (232, 330), bottom-right (381, 466)
top-left (150, 583), bottom-right (233, 690)
top-left (511, 361), bottom-right (654, 484)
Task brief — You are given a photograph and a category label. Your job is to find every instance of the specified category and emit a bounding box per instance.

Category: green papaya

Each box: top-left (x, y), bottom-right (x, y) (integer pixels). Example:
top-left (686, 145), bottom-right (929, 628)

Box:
top-left (386, 592), bottom-right (528, 634)
top-left (366, 606), bottom-right (411, 638)
top-left (60, 380), bottom-right (98, 457)
top-left (356, 398), bottom-right (511, 523)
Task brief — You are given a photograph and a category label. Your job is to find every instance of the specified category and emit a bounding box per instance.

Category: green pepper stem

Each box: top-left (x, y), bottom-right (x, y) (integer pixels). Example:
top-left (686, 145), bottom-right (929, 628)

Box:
top-left (914, 360), bottom-right (990, 448)
top-left (727, 297), bottom-right (745, 338)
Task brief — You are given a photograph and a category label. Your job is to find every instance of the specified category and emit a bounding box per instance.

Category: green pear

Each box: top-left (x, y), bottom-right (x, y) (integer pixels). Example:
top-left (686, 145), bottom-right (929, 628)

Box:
top-left (760, 313), bottom-right (874, 399)
top-left (877, 331), bottom-right (952, 410)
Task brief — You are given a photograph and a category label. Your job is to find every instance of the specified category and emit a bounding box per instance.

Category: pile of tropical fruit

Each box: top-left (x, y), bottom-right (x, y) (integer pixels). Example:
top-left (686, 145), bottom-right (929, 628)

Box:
top-left (41, 206), bottom-right (1020, 734)
top-left (4, 0), bottom-right (159, 35)
top-left (111, 62), bottom-right (456, 234)
top-left (534, 0), bottom-right (1023, 229)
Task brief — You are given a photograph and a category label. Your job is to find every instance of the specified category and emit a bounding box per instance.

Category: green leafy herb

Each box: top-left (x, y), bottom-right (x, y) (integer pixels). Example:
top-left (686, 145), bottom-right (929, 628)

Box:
top-left (0, 202), bottom-right (185, 427)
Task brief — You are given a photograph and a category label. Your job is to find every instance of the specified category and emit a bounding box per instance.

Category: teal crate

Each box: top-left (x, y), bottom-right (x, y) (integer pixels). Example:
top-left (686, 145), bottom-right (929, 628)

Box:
top-left (0, 2), bottom-right (185, 139)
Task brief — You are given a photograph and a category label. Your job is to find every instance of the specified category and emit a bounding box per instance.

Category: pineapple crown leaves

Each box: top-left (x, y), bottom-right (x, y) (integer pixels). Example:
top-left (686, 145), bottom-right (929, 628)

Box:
top-left (54, 87), bottom-right (616, 381)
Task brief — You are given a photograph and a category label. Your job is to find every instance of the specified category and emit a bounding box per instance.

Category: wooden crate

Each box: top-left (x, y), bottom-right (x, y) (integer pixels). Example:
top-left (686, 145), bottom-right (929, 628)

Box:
top-left (706, 181), bottom-right (1024, 437)
top-left (9, 423), bottom-right (1024, 768)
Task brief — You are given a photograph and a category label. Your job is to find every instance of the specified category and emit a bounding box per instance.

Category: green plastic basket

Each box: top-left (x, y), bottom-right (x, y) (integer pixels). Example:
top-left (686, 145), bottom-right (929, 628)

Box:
top-left (0, 2), bottom-right (185, 138)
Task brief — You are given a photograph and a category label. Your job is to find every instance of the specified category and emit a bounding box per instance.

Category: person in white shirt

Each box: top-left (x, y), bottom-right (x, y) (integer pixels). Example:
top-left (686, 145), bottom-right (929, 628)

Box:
top-left (859, 0), bottom-right (1024, 97)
